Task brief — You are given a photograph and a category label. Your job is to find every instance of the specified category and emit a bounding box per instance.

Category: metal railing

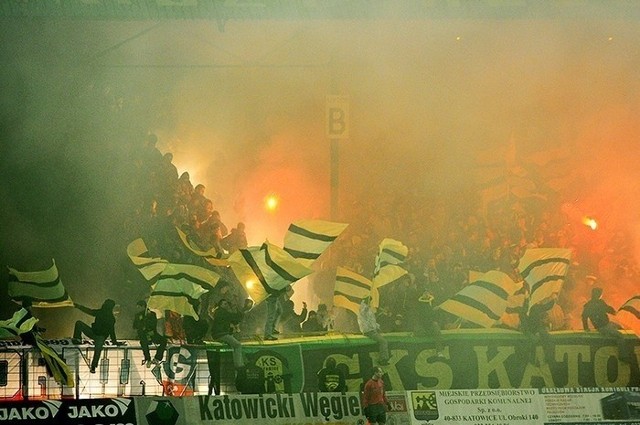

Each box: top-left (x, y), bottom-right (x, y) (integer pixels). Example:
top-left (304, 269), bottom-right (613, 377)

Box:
top-left (0, 341), bottom-right (236, 401)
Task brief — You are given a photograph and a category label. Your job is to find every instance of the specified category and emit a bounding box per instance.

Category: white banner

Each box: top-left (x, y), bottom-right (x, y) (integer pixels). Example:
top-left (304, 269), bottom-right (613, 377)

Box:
top-left (162, 388), bottom-right (640, 424)
top-left (2, 387), bottom-right (639, 424)
top-left (407, 387), bottom-right (640, 425)
top-left (182, 392), bottom-right (409, 425)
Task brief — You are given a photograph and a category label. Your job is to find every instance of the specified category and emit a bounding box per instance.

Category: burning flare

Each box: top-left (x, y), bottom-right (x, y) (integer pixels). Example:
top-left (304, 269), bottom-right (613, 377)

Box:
top-left (265, 194), bottom-right (279, 212)
top-left (582, 216), bottom-right (598, 230)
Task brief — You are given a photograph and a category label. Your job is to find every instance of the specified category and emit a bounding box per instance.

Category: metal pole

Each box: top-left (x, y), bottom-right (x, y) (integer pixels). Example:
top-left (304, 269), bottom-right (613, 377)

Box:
top-left (329, 57), bottom-right (339, 221)
top-left (330, 138), bottom-right (339, 221)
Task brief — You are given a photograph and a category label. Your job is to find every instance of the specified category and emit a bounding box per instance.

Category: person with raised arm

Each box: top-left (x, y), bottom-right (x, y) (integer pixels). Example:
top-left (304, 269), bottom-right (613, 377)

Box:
top-left (72, 299), bottom-right (124, 373)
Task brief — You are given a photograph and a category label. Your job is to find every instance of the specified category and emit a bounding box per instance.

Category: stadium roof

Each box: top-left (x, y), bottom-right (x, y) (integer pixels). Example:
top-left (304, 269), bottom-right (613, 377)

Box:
top-left (2, 0), bottom-right (640, 21)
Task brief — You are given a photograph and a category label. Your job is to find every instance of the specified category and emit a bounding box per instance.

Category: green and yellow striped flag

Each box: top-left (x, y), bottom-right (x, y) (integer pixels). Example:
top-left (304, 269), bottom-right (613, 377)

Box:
top-left (8, 259), bottom-right (73, 307)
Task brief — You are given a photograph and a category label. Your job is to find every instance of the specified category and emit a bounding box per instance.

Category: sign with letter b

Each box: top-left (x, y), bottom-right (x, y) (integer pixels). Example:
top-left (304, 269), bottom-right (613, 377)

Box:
top-left (326, 95), bottom-right (349, 139)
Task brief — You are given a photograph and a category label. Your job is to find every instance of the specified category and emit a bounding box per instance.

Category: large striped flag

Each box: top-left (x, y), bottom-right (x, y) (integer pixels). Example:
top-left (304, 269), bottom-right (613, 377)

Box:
top-left (437, 270), bottom-right (518, 328)
top-left (126, 239), bottom-right (168, 280)
top-left (333, 267), bottom-right (378, 315)
top-left (373, 238), bottom-right (408, 276)
top-left (283, 220), bottom-right (349, 268)
top-left (619, 295), bottom-right (640, 319)
top-left (175, 227), bottom-right (228, 267)
top-left (372, 238), bottom-right (409, 289)
top-left (0, 308), bottom-right (39, 339)
top-left (468, 269), bottom-right (527, 329)
top-left (228, 241), bottom-right (313, 305)
top-left (372, 264), bottom-right (409, 289)
top-left (147, 263), bottom-right (221, 320)
top-left (502, 280), bottom-right (528, 329)
top-left (8, 260), bottom-right (73, 308)
top-left (35, 334), bottom-right (74, 386)
top-left (517, 248), bottom-right (572, 312)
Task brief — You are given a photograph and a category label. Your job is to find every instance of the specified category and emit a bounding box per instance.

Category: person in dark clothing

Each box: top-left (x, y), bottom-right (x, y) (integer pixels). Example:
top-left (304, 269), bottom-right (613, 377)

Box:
top-left (264, 291), bottom-right (285, 340)
top-left (376, 306), bottom-right (395, 333)
top-left (398, 273), bottom-right (422, 332)
top-left (235, 361), bottom-right (266, 395)
top-left (317, 357), bottom-right (347, 392)
top-left (413, 291), bottom-right (444, 357)
top-left (183, 315), bottom-right (209, 344)
top-left (208, 298), bottom-right (254, 395)
top-left (316, 303), bottom-right (334, 332)
top-left (520, 297), bottom-right (555, 364)
top-left (221, 222), bottom-right (248, 253)
top-left (132, 300), bottom-right (167, 367)
top-left (301, 310), bottom-right (325, 334)
top-left (211, 298), bottom-right (253, 368)
top-left (582, 287), bottom-right (618, 333)
top-left (73, 299), bottom-right (124, 373)
top-left (280, 299), bottom-right (307, 335)
top-left (582, 287), bottom-right (631, 362)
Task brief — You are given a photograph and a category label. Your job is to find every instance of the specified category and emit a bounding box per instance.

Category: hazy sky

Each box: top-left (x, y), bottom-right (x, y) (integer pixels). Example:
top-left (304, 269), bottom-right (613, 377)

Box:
top-left (1, 5), bottom-right (640, 336)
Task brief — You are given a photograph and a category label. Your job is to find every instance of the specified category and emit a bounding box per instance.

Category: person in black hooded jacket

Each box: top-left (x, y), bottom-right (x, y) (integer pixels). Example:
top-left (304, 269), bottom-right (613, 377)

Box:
top-left (211, 298), bottom-right (253, 368)
top-left (73, 299), bottom-right (124, 373)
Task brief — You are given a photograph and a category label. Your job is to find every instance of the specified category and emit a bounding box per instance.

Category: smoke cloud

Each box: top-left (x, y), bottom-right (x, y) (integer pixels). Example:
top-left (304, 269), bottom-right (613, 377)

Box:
top-left (1, 12), bottom-right (640, 336)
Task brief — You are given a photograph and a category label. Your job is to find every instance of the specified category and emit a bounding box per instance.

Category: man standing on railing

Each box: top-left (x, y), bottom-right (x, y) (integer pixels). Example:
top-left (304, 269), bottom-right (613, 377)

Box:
top-left (358, 296), bottom-right (390, 366)
top-left (264, 289), bottom-right (287, 341)
top-left (211, 298), bottom-right (253, 368)
top-left (132, 300), bottom-right (167, 367)
top-left (582, 287), bottom-right (632, 362)
top-left (72, 299), bottom-right (125, 373)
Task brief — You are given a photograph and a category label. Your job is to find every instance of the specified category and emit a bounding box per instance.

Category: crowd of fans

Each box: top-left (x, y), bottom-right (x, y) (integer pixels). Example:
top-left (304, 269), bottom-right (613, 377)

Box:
top-left (327, 188), bottom-right (640, 333)
top-left (6, 78), bottom-right (638, 400)
top-left (126, 132), bottom-right (640, 344)
top-left (6, 124), bottom-right (639, 395)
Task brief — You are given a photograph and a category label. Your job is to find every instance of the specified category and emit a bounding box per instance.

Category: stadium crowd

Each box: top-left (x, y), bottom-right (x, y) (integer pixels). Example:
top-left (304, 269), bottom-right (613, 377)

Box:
top-left (123, 131), bottom-right (639, 343)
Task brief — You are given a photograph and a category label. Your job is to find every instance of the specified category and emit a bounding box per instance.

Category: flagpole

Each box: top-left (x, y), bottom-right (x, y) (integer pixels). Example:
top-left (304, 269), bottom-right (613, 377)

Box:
top-left (330, 139), bottom-right (339, 221)
top-left (327, 57), bottom-right (348, 221)
top-left (330, 57), bottom-right (339, 221)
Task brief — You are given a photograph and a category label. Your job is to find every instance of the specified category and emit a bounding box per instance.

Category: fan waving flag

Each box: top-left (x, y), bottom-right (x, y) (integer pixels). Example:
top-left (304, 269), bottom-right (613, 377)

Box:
top-left (333, 267), bottom-right (377, 315)
top-left (228, 241), bottom-right (313, 305)
top-left (126, 239), bottom-right (168, 280)
top-left (147, 263), bottom-right (220, 320)
top-left (517, 248), bottom-right (571, 312)
top-left (619, 295), bottom-right (640, 319)
top-left (8, 260), bottom-right (73, 307)
top-left (373, 238), bottom-right (408, 276)
top-left (438, 270), bottom-right (518, 328)
top-left (283, 220), bottom-right (349, 268)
